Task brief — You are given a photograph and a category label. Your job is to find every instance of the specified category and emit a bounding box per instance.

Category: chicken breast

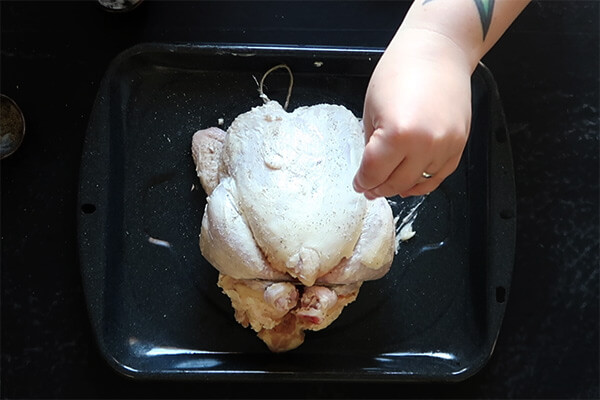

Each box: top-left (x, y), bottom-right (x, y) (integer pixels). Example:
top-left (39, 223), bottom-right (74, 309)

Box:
top-left (192, 101), bottom-right (395, 351)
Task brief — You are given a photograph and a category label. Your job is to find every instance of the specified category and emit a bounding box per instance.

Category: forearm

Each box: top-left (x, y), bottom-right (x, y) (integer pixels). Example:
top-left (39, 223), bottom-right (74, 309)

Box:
top-left (397, 0), bottom-right (530, 72)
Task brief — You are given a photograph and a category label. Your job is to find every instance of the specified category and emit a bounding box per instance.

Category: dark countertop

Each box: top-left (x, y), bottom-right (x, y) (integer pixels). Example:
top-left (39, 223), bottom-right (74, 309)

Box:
top-left (1, 1), bottom-right (598, 398)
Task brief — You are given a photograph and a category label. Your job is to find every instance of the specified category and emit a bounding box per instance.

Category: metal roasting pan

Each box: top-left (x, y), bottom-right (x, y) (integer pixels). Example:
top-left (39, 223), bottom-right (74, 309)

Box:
top-left (78, 43), bottom-right (516, 381)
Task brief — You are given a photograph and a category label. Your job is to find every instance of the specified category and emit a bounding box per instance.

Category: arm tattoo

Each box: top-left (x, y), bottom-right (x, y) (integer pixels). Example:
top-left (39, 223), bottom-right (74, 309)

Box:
top-left (422, 0), bottom-right (495, 40)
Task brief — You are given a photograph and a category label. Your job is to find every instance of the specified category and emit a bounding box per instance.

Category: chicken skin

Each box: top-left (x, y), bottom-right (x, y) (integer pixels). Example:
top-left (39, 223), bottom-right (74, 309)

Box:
top-left (192, 101), bottom-right (395, 351)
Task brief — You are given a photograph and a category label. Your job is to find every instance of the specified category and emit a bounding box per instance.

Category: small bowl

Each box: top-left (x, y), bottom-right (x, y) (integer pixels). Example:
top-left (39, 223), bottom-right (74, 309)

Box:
top-left (97, 0), bottom-right (145, 12)
top-left (0, 94), bottom-right (25, 159)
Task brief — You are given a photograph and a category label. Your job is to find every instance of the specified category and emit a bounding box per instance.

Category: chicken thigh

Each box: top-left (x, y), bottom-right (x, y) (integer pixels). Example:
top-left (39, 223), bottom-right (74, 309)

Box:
top-left (192, 101), bottom-right (395, 351)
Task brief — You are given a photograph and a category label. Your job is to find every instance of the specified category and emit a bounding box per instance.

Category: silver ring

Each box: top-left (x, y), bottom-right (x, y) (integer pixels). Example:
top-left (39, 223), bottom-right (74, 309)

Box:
top-left (422, 172), bottom-right (433, 179)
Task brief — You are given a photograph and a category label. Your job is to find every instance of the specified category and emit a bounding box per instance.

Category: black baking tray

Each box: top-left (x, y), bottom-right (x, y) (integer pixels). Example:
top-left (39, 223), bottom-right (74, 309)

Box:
top-left (77, 43), bottom-right (516, 381)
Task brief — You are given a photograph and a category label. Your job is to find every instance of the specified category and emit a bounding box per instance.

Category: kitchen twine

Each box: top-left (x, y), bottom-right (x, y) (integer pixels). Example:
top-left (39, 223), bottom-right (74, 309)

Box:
top-left (258, 64), bottom-right (294, 111)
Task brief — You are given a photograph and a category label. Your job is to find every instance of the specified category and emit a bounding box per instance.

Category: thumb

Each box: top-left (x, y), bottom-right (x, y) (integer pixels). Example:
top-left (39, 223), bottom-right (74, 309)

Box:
top-left (353, 127), bottom-right (403, 193)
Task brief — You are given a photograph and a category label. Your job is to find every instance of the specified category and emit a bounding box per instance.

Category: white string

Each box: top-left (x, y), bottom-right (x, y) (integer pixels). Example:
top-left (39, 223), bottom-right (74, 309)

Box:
top-left (257, 64), bottom-right (294, 111)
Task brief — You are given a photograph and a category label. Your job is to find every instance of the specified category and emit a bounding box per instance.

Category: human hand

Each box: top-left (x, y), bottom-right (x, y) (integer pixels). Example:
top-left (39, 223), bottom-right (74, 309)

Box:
top-left (353, 28), bottom-right (473, 199)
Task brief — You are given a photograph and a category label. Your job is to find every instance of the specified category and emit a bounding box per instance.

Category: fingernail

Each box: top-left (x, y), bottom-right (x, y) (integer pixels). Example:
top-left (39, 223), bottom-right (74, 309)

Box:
top-left (352, 177), bottom-right (364, 193)
top-left (364, 190), bottom-right (378, 200)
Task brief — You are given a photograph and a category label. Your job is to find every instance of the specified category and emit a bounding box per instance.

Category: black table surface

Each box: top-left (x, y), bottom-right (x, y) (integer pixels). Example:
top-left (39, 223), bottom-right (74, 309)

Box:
top-left (1, 1), bottom-right (598, 398)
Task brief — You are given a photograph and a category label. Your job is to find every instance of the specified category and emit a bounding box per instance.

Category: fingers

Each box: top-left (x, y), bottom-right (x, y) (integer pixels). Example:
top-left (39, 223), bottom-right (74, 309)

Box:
top-left (353, 128), bottom-right (406, 193)
top-left (363, 151), bottom-right (462, 199)
top-left (355, 104), bottom-right (469, 199)
top-left (363, 154), bottom-right (433, 198)
top-left (399, 155), bottom-right (461, 197)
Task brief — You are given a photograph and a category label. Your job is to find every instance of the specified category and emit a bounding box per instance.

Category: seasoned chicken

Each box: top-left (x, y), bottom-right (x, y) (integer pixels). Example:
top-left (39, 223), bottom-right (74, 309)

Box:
top-left (192, 101), bottom-right (395, 351)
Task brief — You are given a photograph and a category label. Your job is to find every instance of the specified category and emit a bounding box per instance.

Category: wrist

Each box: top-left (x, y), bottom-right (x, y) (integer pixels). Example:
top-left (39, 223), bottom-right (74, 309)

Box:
top-left (388, 26), bottom-right (478, 75)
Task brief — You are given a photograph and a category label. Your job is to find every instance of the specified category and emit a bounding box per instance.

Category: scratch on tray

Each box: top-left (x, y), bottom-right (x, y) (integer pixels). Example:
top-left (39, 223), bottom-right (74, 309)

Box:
top-left (148, 236), bottom-right (172, 249)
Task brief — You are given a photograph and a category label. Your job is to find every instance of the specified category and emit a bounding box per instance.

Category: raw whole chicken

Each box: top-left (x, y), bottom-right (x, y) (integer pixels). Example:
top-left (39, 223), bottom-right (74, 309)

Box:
top-left (192, 100), bottom-right (395, 352)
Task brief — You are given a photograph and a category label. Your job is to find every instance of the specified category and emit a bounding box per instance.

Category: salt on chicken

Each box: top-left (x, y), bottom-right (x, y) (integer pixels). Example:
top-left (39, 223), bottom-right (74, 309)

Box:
top-left (192, 100), bottom-right (395, 352)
